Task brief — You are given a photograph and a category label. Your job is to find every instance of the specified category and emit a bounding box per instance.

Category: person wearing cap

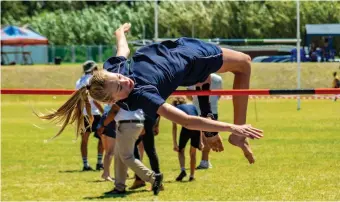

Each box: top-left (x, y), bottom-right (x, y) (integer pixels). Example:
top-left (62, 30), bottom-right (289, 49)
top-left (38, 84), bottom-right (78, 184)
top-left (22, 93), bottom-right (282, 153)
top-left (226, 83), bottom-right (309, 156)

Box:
top-left (75, 60), bottom-right (104, 171)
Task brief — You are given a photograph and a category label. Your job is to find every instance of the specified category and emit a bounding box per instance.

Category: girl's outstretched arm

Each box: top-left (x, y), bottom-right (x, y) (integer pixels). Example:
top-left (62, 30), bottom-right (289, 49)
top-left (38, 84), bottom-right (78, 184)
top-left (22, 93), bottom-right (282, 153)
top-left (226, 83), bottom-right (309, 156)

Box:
top-left (157, 103), bottom-right (263, 138)
top-left (157, 103), bottom-right (263, 151)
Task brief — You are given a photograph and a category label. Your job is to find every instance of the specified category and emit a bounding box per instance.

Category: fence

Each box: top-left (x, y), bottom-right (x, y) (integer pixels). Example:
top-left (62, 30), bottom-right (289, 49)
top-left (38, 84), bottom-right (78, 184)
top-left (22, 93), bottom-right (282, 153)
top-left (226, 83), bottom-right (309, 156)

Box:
top-left (49, 45), bottom-right (117, 64)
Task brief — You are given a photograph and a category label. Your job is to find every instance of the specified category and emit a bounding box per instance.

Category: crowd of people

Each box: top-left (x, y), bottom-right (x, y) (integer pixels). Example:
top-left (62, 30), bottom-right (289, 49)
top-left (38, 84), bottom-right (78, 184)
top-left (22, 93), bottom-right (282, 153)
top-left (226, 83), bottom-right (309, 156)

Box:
top-left (36, 23), bottom-right (264, 196)
top-left (308, 37), bottom-right (336, 62)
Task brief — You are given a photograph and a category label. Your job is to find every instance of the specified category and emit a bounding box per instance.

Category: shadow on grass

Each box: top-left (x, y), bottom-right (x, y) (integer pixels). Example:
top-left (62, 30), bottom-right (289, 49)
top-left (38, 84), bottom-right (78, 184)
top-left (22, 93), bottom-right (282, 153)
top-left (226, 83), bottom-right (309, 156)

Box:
top-left (88, 179), bottom-right (108, 183)
top-left (163, 180), bottom-right (175, 183)
top-left (83, 189), bottom-right (149, 199)
top-left (177, 180), bottom-right (194, 183)
top-left (59, 169), bottom-right (101, 173)
top-left (59, 169), bottom-right (95, 173)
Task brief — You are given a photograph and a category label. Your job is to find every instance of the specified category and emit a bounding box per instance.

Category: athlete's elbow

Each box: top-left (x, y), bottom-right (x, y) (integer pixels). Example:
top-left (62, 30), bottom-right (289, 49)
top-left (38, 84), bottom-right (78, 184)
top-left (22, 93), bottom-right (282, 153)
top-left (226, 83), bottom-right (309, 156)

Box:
top-left (125, 48), bottom-right (131, 56)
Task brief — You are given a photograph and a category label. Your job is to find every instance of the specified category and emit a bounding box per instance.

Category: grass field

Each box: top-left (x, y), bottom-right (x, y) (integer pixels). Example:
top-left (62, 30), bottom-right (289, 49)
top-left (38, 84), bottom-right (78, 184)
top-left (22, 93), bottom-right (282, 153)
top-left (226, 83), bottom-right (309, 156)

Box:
top-left (1, 96), bottom-right (340, 200)
top-left (1, 63), bottom-right (340, 200)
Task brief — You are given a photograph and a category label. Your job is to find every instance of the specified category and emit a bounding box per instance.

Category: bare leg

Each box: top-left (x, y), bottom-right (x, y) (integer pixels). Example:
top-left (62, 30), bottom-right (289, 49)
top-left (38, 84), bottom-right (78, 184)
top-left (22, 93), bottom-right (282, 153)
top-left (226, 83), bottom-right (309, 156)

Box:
top-left (98, 138), bottom-right (104, 160)
top-left (81, 132), bottom-right (90, 167)
top-left (178, 149), bottom-right (185, 170)
top-left (189, 147), bottom-right (196, 178)
top-left (201, 135), bottom-right (210, 161)
top-left (217, 48), bottom-right (255, 164)
top-left (175, 148), bottom-right (187, 181)
top-left (102, 135), bottom-right (115, 181)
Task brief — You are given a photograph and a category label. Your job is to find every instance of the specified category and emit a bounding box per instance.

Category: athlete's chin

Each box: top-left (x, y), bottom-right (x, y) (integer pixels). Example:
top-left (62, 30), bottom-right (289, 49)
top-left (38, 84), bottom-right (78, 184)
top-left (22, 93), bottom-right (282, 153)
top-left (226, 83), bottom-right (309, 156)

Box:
top-left (120, 93), bottom-right (130, 100)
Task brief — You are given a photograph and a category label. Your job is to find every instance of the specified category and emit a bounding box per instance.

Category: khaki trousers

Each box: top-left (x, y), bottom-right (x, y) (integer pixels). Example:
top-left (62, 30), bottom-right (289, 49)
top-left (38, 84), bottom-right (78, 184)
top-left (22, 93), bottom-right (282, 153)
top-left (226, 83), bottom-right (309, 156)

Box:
top-left (114, 122), bottom-right (155, 191)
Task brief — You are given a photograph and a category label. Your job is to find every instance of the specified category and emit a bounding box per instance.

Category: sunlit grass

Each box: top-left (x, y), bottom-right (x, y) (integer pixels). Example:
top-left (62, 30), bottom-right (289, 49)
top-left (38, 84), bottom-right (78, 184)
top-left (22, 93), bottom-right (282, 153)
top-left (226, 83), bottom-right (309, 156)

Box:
top-left (2, 96), bottom-right (339, 200)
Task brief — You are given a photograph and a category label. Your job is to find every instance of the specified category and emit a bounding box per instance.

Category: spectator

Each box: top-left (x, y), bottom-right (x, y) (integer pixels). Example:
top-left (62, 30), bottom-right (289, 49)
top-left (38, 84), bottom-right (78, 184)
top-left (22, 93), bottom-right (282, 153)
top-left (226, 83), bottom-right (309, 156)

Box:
top-left (309, 42), bottom-right (318, 62)
top-left (332, 71), bottom-right (340, 101)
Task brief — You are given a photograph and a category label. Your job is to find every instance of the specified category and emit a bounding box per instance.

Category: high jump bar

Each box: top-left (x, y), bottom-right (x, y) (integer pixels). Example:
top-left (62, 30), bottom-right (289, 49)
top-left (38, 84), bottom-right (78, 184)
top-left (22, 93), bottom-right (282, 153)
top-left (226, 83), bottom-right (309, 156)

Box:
top-left (156, 38), bottom-right (301, 44)
top-left (1, 88), bottom-right (340, 96)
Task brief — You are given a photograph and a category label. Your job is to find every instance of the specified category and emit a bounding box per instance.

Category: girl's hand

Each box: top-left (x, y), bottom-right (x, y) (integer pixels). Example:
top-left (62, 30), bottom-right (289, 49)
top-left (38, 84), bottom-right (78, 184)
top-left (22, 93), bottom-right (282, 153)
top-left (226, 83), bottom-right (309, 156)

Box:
top-left (206, 135), bottom-right (224, 152)
top-left (97, 126), bottom-right (105, 136)
top-left (199, 141), bottom-right (204, 151)
top-left (153, 126), bottom-right (159, 136)
top-left (173, 144), bottom-right (179, 152)
top-left (231, 124), bottom-right (263, 139)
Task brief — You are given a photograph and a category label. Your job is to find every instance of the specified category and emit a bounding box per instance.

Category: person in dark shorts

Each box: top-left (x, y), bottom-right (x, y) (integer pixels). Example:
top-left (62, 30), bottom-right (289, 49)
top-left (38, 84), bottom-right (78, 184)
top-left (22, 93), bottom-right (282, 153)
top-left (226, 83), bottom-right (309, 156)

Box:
top-left (96, 104), bottom-right (119, 181)
top-left (171, 97), bottom-right (203, 181)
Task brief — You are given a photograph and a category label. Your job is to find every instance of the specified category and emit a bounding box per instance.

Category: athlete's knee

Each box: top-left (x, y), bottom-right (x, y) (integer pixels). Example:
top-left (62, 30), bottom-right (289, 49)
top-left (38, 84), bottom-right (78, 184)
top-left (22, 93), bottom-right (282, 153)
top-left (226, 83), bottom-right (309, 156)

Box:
top-left (241, 54), bottom-right (252, 75)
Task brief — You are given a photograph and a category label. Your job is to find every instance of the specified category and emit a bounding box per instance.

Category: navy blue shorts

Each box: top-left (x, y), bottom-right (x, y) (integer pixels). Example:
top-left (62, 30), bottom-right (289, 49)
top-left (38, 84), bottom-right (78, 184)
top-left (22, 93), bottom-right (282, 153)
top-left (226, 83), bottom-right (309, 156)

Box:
top-left (178, 127), bottom-right (201, 151)
top-left (175, 37), bottom-right (223, 86)
top-left (84, 115), bottom-right (101, 139)
top-left (98, 112), bottom-right (116, 139)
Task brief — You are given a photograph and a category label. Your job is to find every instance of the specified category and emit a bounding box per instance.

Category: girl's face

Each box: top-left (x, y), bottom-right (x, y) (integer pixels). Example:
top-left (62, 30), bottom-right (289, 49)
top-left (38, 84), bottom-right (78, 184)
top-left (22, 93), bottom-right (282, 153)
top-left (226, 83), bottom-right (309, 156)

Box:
top-left (106, 72), bottom-right (134, 103)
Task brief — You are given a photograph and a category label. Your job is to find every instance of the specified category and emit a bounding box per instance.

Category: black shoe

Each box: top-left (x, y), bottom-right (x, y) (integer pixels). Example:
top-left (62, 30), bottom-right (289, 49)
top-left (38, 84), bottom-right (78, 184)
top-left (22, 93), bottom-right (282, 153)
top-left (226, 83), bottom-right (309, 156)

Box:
top-left (96, 163), bottom-right (104, 171)
top-left (189, 176), bottom-right (195, 181)
top-left (176, 170), bottom-right (187, 181)
top-left (82, 166), bottom-right (94, 171)
top-left (152, 173), bottom-right (163, 196)
top-left (104, 188), bottom-right (126, 195)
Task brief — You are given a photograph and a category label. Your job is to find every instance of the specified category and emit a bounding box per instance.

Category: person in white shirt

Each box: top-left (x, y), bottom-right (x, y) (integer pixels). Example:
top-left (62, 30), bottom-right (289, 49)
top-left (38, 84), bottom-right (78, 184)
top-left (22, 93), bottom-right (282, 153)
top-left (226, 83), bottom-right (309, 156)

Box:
top-left (75, 60), bottom-right (104, 171)
top-left (187, 73), bottom-right (223, 169)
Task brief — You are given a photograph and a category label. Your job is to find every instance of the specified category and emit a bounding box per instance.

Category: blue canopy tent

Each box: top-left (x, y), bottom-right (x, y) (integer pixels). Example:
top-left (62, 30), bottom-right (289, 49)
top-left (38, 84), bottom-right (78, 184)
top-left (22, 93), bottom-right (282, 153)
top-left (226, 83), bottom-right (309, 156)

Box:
top-left (1, 25), bottom-right (48, 46)
top-left (305, 24), bottom-right (340, 44)
top-left (305, 24), bottom-right (340, 62)
top-left (1, 25), bottom-right (48, 65)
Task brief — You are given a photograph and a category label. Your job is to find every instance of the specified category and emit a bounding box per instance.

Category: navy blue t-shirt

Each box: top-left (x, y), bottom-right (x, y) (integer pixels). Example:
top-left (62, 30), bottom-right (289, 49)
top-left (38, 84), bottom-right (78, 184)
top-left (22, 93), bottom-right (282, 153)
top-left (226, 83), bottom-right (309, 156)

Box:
top-left (103, 37), bottom-right (223, 119)
top-left (175, 104), bottom-right (198, 116)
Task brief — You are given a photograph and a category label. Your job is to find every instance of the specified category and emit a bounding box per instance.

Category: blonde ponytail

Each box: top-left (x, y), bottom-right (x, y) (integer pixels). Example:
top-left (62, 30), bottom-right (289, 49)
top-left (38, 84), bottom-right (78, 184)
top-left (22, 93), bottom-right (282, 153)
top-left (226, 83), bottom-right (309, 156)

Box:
top-left (35, 86), bottom-right (90, 140)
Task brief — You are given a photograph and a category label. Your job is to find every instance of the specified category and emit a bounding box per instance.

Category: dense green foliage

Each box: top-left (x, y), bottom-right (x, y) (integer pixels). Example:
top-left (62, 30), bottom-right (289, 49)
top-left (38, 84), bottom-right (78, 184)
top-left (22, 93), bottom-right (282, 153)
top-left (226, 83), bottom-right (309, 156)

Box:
top-left (2, 1), bottom-right (340, 46)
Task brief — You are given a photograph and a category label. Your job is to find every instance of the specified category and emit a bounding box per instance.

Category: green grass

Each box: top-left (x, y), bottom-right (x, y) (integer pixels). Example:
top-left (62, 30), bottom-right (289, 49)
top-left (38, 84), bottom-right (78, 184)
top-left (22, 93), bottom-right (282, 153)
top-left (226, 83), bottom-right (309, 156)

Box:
top-left (1, 96), bottom-right (340, 200)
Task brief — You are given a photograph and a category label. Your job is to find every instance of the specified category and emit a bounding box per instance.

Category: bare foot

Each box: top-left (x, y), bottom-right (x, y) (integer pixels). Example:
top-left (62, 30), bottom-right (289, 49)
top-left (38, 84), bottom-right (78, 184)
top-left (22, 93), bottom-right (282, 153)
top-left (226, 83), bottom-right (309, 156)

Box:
top-left (205, 135), bottom-right (224, 152)
top-left (228, 134), bottom-right (255, 164)
top-left (102, 175), bottom-right (114, 182)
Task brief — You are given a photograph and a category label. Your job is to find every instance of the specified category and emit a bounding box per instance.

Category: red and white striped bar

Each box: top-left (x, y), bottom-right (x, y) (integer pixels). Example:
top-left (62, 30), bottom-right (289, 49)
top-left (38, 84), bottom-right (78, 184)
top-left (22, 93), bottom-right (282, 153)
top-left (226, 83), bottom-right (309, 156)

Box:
top-left (1, 88), bottom-right (340, 96)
